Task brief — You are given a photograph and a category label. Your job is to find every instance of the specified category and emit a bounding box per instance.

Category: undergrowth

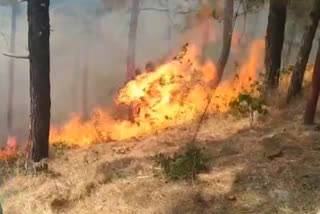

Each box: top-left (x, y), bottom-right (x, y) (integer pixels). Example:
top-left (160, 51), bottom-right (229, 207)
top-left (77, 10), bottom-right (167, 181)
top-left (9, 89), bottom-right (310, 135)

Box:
top-left (153, 143), bottom-right (208, 181)
top-left (0, 155), bottom-right (24, 186)
top-left (229, 92), bottom-right (268, 126)
top-left (51, 141), bottom-right (76, 159)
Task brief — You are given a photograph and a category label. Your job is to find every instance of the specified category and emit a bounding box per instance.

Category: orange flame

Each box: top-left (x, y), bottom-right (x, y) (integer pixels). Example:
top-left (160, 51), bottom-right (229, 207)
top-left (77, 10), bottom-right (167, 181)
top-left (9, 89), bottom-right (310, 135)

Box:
top-left (0, 136), bottom-right (18, 161)
top-left (50, 40), bottom-right (265, 146)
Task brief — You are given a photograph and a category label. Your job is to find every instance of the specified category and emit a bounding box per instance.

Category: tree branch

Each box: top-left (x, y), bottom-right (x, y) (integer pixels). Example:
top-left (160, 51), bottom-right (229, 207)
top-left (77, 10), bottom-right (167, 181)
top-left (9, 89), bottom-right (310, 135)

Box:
top-left (235, 11), bottom-right (248, 18)
top-left (3, 53), bottom-right (29, 59)
top-left (140, 7), bottom-right (196, 14)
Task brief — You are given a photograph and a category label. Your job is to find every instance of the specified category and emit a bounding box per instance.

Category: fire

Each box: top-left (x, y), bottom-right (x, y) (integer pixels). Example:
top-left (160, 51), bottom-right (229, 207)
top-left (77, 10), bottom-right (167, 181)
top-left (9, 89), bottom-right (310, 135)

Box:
top-left (50, 40), bottom-right (265, 146)
top-left (212, 40), bottom-right (265, 112)
top-left (0, 136), bottom-right (18, 161)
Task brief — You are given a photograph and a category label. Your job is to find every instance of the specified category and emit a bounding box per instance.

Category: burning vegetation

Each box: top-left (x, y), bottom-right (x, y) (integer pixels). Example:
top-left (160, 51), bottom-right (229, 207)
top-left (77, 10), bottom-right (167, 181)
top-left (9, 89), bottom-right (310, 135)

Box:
top-left (50, 40), bottom-right (265, 146)
top-left (0, 137), bottom-right (18, 162)
top-left (4, 0), bottom-right (320, 213)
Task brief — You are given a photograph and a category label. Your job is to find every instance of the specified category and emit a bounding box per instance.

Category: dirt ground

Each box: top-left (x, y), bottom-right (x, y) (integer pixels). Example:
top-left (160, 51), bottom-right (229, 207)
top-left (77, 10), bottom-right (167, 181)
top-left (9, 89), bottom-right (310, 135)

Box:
top-left (1, 102), bottom-right (320, 214)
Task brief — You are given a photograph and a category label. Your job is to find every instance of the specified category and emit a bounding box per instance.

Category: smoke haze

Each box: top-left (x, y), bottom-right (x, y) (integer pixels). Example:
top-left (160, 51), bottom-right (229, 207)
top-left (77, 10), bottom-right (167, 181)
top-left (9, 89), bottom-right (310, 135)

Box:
top-left (0, 0), bottom-right (316, 145)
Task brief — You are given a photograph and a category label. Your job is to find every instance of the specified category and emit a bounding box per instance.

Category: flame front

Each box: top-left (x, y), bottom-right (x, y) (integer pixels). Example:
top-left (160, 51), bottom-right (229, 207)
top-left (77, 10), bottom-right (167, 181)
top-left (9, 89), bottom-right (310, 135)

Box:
top-left (50, 40), bottom-right (265, 146)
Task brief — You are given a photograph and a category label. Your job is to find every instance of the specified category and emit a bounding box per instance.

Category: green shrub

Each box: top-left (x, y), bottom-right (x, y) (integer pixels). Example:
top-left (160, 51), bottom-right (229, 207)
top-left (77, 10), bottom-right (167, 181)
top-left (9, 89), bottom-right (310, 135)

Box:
top-left (154, 144), bottom-right (208, 180)
top-left (229, 92), bottom-right (267, 126)
top-left (280, 65), bottom-right (294, 75)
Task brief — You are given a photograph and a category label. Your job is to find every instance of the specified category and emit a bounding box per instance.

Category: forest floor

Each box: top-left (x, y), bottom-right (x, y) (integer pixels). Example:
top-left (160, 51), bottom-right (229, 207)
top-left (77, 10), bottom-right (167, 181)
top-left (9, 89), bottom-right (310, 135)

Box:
top-left (2, 100), bottom-right (320, 214)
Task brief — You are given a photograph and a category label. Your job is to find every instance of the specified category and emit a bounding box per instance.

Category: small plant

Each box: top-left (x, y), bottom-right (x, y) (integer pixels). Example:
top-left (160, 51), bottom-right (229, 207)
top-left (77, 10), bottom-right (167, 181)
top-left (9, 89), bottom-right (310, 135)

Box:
top-left (280, 65), bottom-right (294, 75)
top-left (153, 144), bottom-right (208, 181)
top-left (229, 92), bottom-right (268, 126)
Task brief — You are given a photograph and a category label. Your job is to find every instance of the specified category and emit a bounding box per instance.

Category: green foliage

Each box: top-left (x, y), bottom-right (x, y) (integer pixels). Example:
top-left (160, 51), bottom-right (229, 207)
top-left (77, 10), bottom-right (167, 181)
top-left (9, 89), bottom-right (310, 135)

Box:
top-left (229, 92), bottom-right (267, 115)
top-left (280, 65), bottom-right (294, 75)
top-left (212, 9), bottom-right (221, 21)
top-left (154, 144), bottom-right (208, 181)
top-left (280, 68), bottom-right (289, 75)
top-left (242, 0), bottom-right (265, 12)
top-left (208, 0), bottom-right (216, 5)
top-left (229, 92), bottom-right (267, 125)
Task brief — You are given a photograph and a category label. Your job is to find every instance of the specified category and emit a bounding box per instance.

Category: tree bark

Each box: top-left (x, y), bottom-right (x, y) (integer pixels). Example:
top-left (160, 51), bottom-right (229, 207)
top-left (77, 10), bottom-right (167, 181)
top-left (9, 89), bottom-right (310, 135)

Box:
top-left (7, 4), bottom-right (17, 136)
top-left (304, 40), bottom-right (320, 124)
top-left (250, 11), bottom-right (259, 41)
top-left (263, 0), bottom-right (287, 94)
top-left (216, 0), bottom-right (234, 85)
top-left (126, 0), bottom-right (140, 82)
top-left (284, 22), bottom-right (297, 67)
top-left (126, 0), bottom-right (140, 121)
top-left (73, 54), bottom-right (80, 112)
top-left (166, 0), bottom-right (172, 53)
top-left (28, 0), bottom-right (51, 162)
top-left (82, 53), bottom-right (89, 120)
top-left (200, 19), bottom-right (210, 64)
top-left (287, 0), bottom-right (320, 103)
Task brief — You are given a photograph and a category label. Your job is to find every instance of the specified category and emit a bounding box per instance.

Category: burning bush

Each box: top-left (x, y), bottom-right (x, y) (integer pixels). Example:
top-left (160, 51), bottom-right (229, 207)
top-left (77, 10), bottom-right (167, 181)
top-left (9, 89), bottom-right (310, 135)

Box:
top-left (50, 40), bottom-right (265, 146)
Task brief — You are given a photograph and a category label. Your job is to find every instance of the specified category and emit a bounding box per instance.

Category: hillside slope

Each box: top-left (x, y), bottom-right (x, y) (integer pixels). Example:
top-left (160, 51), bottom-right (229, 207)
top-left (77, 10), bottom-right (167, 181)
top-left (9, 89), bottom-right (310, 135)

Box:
top-left (1, 103), bottom-right (320, 214)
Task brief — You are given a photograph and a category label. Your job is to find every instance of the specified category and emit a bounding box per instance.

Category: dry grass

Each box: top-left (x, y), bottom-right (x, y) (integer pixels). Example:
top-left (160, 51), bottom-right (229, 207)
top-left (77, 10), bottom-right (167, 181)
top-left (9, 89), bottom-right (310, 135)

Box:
top-left (2, 99), bottom-right (320, 213)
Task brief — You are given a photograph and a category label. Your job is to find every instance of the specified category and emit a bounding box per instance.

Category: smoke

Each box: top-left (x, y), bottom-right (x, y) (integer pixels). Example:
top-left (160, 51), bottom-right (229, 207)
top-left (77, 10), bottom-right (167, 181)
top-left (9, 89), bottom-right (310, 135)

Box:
top-left (0, 0), bottom-right (313, 145)
top-left (0, 0), bottom-right (205, 144)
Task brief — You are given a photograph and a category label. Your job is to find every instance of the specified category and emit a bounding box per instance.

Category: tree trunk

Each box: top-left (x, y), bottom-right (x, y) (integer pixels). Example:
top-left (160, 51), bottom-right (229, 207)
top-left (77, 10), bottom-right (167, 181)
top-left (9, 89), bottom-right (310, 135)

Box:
top-left (200, 19), bottom-right (210, 64)
top-left (304, 40), bottom-right (320, 124)
top-left (263, 0), bottom-right (287, 94)
top-left (7, 4), bottom-right (17, 136)
top-left (28, 0), bottom-right (51, 162)
top-left (167, 23), bottom-right (172, 53)
top-left (216, 0), bottom-right (234, 85)
top-left (126, 0), bottom-right (140, 82)
top-left (250, 13), bottom-right (258, 40)
top-left (166, 0), bottom-right (172, 53)
top-left (73, 54), bottom-right (80, 112)
top-left (82, 53), bottom-right (89, 120)
top-left (284, 22), bottom-right (297, 67)
top-left (287, 0), bottom-right (320, 103)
